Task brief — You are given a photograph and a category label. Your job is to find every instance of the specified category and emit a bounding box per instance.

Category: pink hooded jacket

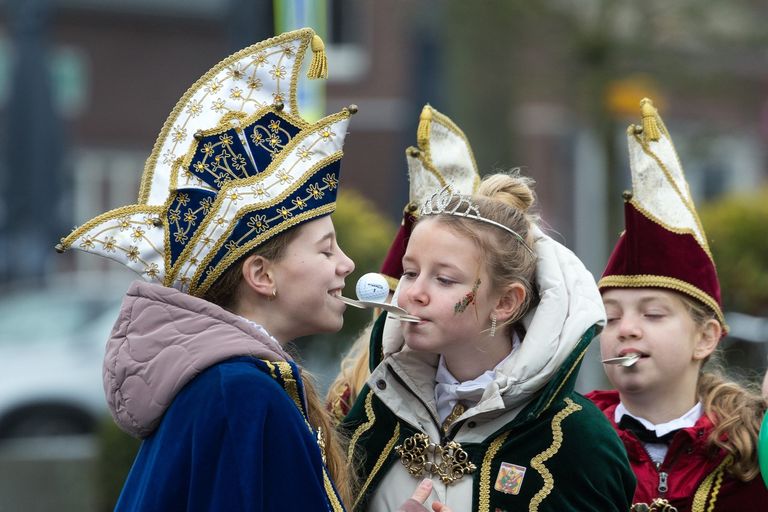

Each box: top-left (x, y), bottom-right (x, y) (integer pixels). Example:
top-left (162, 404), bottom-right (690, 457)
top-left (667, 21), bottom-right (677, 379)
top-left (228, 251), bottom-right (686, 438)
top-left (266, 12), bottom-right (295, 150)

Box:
top-left (103, 280), bottom-right (291, 438)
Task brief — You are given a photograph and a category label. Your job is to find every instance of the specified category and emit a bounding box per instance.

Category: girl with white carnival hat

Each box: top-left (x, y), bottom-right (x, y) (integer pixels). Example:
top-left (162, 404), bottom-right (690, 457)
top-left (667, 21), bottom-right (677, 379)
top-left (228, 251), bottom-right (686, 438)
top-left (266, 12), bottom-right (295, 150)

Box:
top-left (342, 107), bottom-right (635, 512)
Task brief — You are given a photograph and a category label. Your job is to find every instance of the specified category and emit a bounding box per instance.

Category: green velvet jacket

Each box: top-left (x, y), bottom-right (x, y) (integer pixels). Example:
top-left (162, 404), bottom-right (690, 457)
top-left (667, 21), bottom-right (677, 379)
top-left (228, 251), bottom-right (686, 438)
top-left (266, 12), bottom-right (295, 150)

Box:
top-left (341, 315), bottom-right (636, 512)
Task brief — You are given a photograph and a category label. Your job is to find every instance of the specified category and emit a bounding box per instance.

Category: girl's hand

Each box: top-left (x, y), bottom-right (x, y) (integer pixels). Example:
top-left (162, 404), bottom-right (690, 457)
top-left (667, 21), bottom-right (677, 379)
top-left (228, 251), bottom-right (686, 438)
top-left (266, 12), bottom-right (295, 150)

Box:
top-left (397, 479), bottom-right (454, 512)
top-left (398, 479), bottom-right (432, 512)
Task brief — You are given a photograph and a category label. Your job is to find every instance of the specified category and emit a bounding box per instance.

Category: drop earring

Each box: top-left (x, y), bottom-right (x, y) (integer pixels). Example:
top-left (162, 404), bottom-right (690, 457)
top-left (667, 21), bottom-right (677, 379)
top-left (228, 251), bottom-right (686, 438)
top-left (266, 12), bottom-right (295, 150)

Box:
top-left (490, 314), bottom-right (497, 337)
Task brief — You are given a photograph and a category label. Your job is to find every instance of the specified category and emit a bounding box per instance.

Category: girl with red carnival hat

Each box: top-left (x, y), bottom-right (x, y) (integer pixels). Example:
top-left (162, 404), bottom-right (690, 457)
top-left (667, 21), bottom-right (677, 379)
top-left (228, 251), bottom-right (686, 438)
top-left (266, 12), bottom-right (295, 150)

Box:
top-left (587, 99), bottom-right (768, 512)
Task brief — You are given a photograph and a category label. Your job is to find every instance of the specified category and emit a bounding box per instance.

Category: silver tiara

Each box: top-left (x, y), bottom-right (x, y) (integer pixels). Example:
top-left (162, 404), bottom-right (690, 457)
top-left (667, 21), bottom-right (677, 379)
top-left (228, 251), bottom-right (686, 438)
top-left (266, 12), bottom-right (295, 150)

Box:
top-left (420, 186), bottom-right (535, 255)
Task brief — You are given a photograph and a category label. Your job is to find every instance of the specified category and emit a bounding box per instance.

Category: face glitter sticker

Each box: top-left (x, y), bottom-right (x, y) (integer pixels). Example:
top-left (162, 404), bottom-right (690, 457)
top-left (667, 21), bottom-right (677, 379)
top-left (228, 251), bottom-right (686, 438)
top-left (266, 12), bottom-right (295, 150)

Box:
top-left (454, 278), bottom-right (481, 314)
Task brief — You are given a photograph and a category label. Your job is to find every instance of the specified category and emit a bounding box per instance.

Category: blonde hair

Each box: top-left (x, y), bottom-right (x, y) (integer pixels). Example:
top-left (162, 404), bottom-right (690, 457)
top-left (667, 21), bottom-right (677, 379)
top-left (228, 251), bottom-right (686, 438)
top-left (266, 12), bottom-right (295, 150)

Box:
top-left (680, 294), bottom-right (768, 482)
top-left (326, 323), bottom-right (374, 423)
top-left (423, 171), bottom-right (539, 332)
top-left (203, 228), bottom-right (354, 507)
top-left (326, 172), bottom-right (540, 423)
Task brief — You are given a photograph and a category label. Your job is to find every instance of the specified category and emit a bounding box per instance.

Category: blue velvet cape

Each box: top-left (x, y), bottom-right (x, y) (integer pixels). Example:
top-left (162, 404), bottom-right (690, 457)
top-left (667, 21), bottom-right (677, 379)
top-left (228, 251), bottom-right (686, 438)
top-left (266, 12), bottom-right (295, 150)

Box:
top-left (115, 357), bottom-right (343, 511)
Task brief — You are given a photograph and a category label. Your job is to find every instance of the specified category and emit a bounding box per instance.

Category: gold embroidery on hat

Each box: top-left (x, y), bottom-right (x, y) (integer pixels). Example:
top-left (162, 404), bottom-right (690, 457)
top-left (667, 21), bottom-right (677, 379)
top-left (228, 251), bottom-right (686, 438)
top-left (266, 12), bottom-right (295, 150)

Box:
top-left (189, 168), bottom-right (339, 295)
top-left (627, 198), bottom-right (714, 263)
top-left (58, 205), bottom-right (167, 281)
top-left (177, 105), bottom-right (311, 176)
top-left (171, 149), bottom-right (341, 291)
top-left (414, 106), bottom-right (481, 192)
top-left (60, 29), bottom-right (352, 299)
top-left (598, 274), bottom-right (726, 328)
top-left (630, 130), bottom-right (712, 260)
top-left (139, 29), bottom-right (314, 204)
top-left (193, 202), bottom-right (335, 295)
top-left (164, 110), bottom-right (349, 292)
top-left (59, 205), bottom-right (164, 253)
top-left (394, 432), bottom-right (477, 485)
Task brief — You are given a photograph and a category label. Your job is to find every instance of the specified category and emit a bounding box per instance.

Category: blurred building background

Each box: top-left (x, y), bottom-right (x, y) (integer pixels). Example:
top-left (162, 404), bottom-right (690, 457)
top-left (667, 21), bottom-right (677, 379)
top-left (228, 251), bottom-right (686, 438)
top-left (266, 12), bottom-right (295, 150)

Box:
top-left (0, 0), bottom-right (767, 510)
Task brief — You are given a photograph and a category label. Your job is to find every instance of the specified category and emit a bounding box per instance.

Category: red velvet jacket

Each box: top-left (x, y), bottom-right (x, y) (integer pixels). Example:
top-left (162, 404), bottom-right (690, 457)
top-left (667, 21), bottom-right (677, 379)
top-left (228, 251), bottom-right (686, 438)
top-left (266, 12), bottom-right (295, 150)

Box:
top-left (587, 390), bottom-right (768, 512)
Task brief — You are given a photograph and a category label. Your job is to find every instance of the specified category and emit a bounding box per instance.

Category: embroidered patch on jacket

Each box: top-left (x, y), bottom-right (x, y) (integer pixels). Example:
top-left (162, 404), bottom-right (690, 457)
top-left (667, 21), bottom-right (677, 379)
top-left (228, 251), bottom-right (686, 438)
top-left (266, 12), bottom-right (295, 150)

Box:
top-left (494, 462), bottom-right (526, 495)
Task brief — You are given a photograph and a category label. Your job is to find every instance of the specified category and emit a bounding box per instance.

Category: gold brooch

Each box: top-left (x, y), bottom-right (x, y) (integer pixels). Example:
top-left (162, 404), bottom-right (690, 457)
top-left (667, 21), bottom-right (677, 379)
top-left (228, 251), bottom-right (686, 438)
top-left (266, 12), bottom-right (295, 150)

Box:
top-left (631, 499), bottom-right (678, 512)
top-left (394, 432), bottom-right (477, 484)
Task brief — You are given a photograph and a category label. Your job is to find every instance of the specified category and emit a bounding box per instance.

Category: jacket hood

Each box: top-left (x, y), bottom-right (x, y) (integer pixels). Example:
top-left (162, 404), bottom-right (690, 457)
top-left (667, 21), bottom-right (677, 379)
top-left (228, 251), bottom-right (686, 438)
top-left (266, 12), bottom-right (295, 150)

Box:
top-left (103, 280), bottom-right (291, 438)
top-left (376, 227), bottom-right (605, 420)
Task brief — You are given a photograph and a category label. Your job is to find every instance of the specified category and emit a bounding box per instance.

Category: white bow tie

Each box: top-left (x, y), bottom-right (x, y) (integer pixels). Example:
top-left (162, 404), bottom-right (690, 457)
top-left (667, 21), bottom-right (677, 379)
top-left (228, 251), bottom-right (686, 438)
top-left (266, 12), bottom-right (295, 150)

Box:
top-left (434, 362), bottom-right (497, 422)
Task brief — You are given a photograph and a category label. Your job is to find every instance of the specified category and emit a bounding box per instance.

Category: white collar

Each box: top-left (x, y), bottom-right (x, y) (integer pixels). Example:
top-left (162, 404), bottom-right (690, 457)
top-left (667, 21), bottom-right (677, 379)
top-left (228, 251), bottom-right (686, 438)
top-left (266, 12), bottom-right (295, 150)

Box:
top-left (615, 401), bottom-right (703, 438)
top-left (434, 333), bottom-right (520, 422)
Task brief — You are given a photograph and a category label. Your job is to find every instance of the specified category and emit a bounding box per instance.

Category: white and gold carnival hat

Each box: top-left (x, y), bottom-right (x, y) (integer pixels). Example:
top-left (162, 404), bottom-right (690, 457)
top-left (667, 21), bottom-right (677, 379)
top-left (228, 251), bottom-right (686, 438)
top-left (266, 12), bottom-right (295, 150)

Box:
top-left (379, 105), bottom-right (481, 290)
top-left (405, 105), bottom-right (481, 211)
top-left (599, 98), bottom-right (725, 328)
top-left (57, 28), bottom-right (355, 297)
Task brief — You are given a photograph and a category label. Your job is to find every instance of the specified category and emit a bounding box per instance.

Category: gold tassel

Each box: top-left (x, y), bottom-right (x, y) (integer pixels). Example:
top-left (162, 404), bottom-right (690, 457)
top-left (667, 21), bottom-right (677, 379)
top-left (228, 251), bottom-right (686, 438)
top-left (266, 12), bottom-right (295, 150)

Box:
top-left (308, 34), bottom-right (328, 79)
top-left (640, 98), bottom-right (661, 143)
top-left (416, 105), bottom-right (433, 148)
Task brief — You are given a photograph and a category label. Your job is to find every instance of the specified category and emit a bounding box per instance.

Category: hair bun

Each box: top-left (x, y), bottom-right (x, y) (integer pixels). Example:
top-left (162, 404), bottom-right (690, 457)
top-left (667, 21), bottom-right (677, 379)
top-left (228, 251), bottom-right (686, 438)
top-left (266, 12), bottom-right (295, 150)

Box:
top-left (476, 170), bottom-right (535, 213)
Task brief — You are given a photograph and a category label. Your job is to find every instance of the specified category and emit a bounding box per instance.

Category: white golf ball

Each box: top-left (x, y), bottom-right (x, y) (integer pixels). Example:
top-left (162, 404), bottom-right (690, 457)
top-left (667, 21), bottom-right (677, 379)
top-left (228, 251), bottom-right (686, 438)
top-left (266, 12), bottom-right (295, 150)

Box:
top-left (355, 273), bottom-right (390, 303)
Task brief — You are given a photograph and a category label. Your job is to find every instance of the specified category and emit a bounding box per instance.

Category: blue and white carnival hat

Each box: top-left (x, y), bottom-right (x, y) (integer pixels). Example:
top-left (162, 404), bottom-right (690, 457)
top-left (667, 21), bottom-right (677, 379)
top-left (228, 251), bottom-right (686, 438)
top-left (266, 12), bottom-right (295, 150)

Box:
top-left (57, 28), bottom-right (355, 297)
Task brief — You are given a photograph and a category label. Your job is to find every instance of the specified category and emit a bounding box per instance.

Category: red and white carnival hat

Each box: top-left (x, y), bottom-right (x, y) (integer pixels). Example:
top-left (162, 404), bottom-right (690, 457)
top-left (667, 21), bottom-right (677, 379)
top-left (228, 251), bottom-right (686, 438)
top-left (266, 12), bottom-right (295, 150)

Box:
top-left (599, 98), bottom-right (726, 329)
top-left (379, 105), bottom-right (480, 290)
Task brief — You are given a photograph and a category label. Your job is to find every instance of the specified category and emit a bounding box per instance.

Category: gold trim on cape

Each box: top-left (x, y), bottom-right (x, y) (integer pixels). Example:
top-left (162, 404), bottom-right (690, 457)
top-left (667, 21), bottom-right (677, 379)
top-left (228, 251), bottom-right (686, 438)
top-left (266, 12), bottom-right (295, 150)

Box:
top-left (323, 470), bottom-right (345, 512)
top-left (691, 455), bottom-right (732, 512)
top-left (529, 397), bottom-right (582, 511)
top-left (478, 431), bottom-right (511, 512)
top-left (347, 391), bottom-right (376, 463)
top-left (352, 424), bottom-right (400, 510)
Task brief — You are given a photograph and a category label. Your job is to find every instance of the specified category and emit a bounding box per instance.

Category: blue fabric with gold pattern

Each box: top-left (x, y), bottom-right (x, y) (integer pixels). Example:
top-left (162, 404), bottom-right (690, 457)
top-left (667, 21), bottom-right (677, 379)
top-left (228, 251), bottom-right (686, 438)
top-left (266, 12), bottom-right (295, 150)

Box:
top-left (199, 160), bottom-right (340, 290)
top-left (57, 28), bottom-right (355, 297)
top-left (164, 108), bottom-right (327, 275)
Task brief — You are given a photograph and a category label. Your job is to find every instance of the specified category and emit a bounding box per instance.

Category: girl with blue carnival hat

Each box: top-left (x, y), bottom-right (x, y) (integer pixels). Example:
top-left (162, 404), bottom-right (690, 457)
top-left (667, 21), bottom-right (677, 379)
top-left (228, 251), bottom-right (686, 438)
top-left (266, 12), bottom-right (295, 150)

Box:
top-left (58, 28), bottom-right (367, 511)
